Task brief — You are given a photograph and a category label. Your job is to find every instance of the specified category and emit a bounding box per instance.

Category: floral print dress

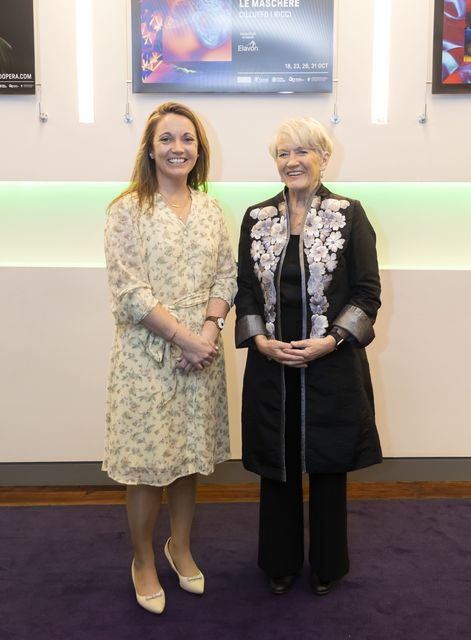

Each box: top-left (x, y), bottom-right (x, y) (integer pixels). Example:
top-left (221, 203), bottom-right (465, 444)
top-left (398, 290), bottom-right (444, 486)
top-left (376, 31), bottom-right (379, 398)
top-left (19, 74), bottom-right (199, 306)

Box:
top-left (102, 190), bottom-right (237, 486)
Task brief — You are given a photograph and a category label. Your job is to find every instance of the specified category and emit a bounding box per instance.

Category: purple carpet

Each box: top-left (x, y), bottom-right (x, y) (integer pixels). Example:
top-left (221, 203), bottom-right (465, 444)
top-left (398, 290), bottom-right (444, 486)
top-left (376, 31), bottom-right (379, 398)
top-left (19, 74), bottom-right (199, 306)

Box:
top-left (1, 500), bottom-right (470, 640)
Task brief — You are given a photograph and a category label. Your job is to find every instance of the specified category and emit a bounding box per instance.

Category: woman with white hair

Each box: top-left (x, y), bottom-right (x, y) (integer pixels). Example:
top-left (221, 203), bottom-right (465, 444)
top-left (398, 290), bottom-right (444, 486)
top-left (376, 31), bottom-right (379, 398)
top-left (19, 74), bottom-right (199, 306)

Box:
top-left (235, 116), bottom-right (382, 596)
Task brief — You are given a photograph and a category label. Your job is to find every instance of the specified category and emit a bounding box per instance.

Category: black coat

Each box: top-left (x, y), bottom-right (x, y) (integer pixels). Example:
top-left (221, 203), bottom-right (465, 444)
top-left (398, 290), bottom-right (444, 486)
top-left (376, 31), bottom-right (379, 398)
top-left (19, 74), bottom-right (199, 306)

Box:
top-left (235, 185), bottom-right (382, 481)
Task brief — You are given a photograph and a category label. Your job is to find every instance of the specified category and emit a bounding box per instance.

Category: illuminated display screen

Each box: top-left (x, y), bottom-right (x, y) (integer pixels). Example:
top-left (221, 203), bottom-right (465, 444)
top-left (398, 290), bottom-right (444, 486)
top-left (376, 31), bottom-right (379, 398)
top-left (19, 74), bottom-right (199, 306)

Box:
top-left (432, 0), bottom-right (471, 93)
top-left (131, 0), bottom-right (333, 93)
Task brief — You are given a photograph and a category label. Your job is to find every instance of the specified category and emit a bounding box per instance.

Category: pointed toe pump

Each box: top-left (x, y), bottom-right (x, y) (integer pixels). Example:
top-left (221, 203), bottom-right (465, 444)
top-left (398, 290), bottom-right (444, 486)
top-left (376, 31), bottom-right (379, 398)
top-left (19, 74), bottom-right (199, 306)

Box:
top-left (131, 560), bottom-right (166, 614)
top-left (164, 538), bottom-right (205, 595)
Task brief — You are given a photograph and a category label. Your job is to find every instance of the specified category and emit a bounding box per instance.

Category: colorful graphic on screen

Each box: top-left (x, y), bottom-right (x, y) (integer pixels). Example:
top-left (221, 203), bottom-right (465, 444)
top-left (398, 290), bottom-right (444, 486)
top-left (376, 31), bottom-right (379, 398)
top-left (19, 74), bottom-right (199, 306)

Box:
top-left (132, 0), bottom-right (333, 93)
top-left (440, 0), bottom-right (471, 85)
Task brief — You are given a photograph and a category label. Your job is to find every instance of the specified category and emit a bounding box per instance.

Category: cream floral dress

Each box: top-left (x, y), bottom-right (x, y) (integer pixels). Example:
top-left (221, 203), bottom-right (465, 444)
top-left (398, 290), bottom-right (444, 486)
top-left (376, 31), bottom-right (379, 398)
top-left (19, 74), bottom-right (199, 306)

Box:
top-left (102, 190), bottom-right (237, 486)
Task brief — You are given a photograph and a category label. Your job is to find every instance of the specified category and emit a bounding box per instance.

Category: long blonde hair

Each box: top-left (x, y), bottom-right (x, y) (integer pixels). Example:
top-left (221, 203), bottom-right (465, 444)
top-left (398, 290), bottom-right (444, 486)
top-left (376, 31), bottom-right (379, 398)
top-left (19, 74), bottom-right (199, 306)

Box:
top-left (109, 102), bottom-right (210, 213)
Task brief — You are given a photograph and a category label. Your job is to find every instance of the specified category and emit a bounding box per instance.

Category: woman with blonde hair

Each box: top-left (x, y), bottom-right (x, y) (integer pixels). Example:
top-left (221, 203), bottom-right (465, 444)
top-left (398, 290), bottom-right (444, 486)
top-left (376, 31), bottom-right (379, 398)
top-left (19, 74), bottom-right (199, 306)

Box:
top-left (235, 116), bottom-right (382, 596)
top-left (103, 102), bottom-right (236, 613)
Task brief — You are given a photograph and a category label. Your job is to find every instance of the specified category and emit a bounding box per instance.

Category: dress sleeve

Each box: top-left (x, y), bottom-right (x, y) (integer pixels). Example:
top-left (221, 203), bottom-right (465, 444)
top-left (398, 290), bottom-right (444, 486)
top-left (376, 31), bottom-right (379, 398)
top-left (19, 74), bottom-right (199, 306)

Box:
top-left (332, 200), bottom-right (381, 347)
top-left (104, 196), bottom-right (158, 324)
top-left (208, 201), bottom-right (237, 306)
top-left (234, 209), bottom-right (267, 348)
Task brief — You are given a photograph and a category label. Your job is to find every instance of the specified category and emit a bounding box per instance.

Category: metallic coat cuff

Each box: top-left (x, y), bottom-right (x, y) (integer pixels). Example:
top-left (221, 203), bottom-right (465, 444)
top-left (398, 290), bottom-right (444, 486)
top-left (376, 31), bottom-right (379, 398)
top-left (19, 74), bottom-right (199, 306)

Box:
top-left (333, 304), bottom-right (375, 347)
top-left (235, 314), bottom-right (267, 348)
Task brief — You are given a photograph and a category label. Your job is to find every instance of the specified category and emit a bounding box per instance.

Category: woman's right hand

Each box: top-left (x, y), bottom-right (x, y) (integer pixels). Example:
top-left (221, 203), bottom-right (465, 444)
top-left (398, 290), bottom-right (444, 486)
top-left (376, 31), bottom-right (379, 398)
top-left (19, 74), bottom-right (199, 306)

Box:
top-left (174, 329), bottom-right (218, 373)
top-left (254, 335), bottom-right (307, 368)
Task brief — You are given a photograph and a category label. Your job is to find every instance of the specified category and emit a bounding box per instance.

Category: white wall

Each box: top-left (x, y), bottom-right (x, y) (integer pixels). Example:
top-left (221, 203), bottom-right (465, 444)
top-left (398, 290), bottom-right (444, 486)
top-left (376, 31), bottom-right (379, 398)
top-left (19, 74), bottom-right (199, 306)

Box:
top-left (1, 267), bottom-right (470, 462)
top-left (1, 0), bottom-right (470, 463)
top-left (1, 0), bottom-right (470, 183)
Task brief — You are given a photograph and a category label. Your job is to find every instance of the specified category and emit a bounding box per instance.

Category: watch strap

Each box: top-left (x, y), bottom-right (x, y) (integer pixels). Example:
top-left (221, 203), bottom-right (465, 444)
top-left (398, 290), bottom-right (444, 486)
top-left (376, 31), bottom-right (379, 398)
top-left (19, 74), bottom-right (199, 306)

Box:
top-left (205, 316), bottom-right (224, 330)
top-left (328, 327), bottom-right (348, 348)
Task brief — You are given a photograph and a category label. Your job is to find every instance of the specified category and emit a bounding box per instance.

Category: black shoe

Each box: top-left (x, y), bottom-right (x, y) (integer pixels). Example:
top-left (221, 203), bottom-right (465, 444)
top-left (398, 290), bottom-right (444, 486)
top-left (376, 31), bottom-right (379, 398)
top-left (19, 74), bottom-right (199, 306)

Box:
top-left (310, 575), bottom-right (336, 596)
top-left (270, 575), bottom-right (296, 595)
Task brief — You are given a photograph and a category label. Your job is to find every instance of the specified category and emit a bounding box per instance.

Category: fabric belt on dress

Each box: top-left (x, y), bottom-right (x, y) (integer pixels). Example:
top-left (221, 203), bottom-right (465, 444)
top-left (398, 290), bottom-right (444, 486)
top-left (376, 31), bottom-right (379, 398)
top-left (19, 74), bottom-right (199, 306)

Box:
top-left (142, 288), bottom-right (212, 407)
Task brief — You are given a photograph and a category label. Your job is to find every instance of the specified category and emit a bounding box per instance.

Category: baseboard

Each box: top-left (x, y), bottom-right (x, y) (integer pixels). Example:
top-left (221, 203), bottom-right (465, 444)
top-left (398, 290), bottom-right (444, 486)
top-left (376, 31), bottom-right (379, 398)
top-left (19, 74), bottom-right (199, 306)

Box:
top-left (1, 458), bottom-right (471, 486)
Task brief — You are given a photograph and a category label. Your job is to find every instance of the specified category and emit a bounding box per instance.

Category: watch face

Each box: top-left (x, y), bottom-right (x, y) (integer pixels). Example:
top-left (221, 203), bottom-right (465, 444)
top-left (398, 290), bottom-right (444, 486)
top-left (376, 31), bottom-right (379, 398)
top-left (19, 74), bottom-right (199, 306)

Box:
top-left (217, 318), bottom-right (225, 330)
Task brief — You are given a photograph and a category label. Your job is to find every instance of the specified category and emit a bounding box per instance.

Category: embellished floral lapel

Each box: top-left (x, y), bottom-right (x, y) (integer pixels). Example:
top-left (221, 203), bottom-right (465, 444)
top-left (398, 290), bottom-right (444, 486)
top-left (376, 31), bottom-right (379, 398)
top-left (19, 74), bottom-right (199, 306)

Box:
top-left (303, 195), bottom-right (349, 337)
top-left (250, 189), bottom-right (350, 339)
top-left (249, 201), bottom-right (288, 338)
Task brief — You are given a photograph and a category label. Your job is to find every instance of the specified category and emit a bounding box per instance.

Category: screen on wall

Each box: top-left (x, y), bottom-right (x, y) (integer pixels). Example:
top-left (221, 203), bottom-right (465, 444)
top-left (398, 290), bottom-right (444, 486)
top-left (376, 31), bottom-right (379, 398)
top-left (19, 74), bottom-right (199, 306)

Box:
top-left (0, 0), bottom-right (35, 95)
top-left (131, 0), bottom-right (333, 93)
top-left (432, 0), bottom-right (471, 93)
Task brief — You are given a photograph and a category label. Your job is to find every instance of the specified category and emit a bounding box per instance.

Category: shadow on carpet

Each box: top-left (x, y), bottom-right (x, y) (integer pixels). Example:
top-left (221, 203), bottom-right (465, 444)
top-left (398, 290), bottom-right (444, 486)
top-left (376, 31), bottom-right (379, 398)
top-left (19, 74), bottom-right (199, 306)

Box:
top-left (1, 500), bottom-right (470, 640)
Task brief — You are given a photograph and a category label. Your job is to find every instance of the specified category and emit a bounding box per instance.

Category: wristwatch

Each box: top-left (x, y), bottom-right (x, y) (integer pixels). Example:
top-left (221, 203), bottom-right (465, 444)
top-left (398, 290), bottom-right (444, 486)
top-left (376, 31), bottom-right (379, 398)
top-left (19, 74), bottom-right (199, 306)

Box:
top-left (328, 327), bottom-right (347, 349)
top-left (205, 316), bottom-right (225, 330)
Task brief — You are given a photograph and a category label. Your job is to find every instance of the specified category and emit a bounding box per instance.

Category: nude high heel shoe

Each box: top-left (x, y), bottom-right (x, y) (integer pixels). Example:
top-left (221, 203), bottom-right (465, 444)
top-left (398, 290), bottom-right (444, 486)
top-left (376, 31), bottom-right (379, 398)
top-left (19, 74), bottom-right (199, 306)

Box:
top-left (164, 538), bottom-right (205, 595)
top-left (131, 559), bottom-right (166, 614)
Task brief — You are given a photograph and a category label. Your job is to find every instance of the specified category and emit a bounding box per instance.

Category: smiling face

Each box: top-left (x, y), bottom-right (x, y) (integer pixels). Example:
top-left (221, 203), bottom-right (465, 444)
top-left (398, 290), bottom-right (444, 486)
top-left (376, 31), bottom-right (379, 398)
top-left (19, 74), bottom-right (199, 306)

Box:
top-left (275, 133), bottom-right (329, 197)
top-left (151, 113), bottom-right (198, 186)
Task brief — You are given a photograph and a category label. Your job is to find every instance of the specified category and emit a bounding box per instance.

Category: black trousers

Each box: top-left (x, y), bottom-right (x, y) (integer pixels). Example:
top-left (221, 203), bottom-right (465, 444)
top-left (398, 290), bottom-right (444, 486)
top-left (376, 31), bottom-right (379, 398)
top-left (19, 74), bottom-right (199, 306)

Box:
top-left (258, 368), bottom-right (350, 582)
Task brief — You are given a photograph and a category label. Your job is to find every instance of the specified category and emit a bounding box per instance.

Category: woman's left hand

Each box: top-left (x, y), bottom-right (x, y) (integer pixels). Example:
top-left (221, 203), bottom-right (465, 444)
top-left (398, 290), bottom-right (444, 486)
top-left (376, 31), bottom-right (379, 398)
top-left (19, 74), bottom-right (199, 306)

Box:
top-left (286, 336), bottom-right (337, 363)
top-left (177, 355), bottom-right (198, 373)
top-left (177, 323), bottom-right (220, 373)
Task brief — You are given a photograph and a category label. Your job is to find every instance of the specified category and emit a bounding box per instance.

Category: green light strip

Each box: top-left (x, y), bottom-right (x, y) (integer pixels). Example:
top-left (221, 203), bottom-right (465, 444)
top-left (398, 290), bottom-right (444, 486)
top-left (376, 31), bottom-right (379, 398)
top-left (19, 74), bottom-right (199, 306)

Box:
top-left (1, 181), bottom-right (470, 269)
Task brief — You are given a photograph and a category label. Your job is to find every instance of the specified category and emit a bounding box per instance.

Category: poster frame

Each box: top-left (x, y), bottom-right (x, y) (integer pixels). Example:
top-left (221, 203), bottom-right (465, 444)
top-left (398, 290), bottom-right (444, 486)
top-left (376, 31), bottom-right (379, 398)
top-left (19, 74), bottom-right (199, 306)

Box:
top-left (0, 0), bottom-right (35, 96)
top-left (131, 0), bottom-right (333, 94)
top-left (432, 0), bottom-right (471, 94)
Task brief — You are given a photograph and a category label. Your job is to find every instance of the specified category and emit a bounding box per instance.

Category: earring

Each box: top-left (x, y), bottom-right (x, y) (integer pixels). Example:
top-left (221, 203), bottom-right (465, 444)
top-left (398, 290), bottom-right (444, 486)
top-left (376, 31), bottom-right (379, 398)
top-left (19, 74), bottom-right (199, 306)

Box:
top-left (149, 151), bottom-right (155, 160)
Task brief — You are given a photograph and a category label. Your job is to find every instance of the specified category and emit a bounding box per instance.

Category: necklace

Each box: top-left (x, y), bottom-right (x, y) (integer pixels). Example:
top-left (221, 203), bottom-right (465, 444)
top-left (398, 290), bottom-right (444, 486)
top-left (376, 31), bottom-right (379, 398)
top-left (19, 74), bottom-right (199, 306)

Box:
top-left (160, 189), bottom-right (191, 209)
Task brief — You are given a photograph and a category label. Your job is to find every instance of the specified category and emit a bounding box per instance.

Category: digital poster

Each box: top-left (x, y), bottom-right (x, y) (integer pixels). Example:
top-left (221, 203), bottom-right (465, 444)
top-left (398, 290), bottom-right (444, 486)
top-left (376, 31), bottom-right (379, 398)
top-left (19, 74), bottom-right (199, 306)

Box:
top-left (132, 0), bottom-right (333, 93)
top-left (0, 0), bottom-right (35, 95)
top-left (432, 0), bottom-right (471, 93)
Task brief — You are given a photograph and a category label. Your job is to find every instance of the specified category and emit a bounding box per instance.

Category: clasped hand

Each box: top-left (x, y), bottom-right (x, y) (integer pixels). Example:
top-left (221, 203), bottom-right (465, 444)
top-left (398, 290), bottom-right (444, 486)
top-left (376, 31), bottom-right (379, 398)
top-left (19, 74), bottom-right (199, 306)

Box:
top-left (176, 332), bottom-right (218, 373)
top-left (255, 336), bottom-right (336, 368)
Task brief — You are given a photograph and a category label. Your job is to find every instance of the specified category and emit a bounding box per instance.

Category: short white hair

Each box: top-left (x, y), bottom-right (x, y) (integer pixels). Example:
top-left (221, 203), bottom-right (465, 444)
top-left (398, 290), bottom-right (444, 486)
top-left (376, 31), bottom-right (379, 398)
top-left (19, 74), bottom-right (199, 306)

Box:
top-left (269, 117), bottom-right (333, 160)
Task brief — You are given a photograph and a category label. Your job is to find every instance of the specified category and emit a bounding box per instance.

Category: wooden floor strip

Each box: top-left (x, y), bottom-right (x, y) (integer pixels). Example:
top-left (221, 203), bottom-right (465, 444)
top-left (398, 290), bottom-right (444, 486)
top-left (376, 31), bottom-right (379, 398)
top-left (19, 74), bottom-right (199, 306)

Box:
top-left (1, 481), bottom-right (471, 506)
